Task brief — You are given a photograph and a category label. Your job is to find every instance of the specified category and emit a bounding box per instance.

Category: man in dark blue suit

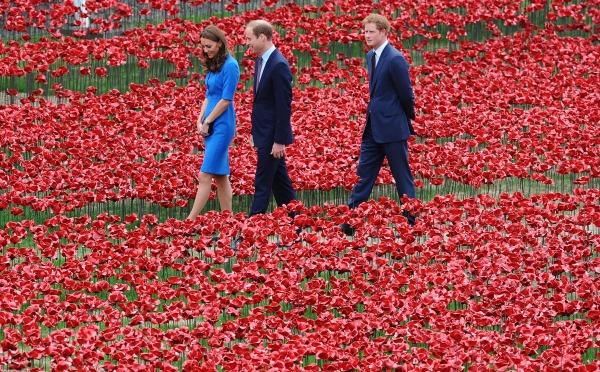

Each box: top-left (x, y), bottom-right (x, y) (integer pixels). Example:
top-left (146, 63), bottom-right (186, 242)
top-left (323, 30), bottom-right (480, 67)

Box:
top-left (244, 20), bottom-right (297, 216)
top-left (342, 14), bottom-right (416, 235)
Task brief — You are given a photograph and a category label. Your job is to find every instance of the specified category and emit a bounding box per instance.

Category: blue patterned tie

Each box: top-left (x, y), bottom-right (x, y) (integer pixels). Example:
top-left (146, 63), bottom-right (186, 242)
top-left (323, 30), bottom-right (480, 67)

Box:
top-left (370, 52), bottom-right (377, 82)
top-left (254, 57), bottom-right (263, 91)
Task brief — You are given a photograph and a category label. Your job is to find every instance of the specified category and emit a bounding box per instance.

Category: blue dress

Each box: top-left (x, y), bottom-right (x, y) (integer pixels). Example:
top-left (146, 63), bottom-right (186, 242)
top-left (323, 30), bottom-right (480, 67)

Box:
top-left (201, 54), bottom-right (240, 175)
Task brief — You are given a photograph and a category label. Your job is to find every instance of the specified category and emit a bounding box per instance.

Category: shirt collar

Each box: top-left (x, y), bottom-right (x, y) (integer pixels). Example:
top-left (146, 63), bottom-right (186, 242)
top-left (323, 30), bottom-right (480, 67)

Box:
top-left (260, 45), bottom-right (277, 63)
top-left (373, 40), bottom-right (388, 59)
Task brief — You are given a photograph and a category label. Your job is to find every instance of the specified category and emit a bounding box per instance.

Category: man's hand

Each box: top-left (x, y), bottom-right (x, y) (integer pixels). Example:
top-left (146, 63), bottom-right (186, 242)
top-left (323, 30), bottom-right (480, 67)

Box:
top-left (271, 143), bottom-right (286, 159)
top-left (249, 136), bottom-right (254, 148)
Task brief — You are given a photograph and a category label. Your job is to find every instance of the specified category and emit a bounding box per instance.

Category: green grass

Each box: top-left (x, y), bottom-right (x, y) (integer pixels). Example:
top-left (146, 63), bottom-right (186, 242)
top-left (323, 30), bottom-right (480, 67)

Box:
top-left (1, 3), bottom-right (598, 369)
top-left (5, 0), bottom-right (596, 95)
top-left (583, 348), bottom-right (598, 364)
top-left (2, 240), bottom-right (595, 361)
top-left (448, 301), bottom-right (468, 311)
top-left (2, 173), bottom-right (598, 226)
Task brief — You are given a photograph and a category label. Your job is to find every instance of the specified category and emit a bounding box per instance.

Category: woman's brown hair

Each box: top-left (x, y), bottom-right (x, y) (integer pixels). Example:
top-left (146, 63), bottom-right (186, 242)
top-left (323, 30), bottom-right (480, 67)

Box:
top-left (201, 25), bottom-right (229, 73)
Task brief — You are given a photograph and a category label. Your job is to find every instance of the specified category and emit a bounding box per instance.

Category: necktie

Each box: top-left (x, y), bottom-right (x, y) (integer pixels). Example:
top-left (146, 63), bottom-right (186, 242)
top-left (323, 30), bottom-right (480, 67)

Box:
top-left (255, 57), bottom-right (263, 90)
top-left (370, 52), bottom-right (377, 82)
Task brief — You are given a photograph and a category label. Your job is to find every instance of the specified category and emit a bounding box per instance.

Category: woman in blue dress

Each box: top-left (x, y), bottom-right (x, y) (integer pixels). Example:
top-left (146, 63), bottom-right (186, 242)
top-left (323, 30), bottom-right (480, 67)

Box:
top-left (187, 25), bottom-right (240, 219)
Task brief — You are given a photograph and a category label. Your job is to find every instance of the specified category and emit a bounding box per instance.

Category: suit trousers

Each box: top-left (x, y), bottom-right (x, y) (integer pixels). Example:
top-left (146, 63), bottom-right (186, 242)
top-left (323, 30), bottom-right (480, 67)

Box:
top-left (348, 120), bottom-right (415, 214)
top-left (249, 147), bottom-right (296, 216)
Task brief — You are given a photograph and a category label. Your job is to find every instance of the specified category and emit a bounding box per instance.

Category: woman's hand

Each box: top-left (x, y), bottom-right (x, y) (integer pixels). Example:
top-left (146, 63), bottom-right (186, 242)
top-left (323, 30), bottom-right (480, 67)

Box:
top-left (199, 120), bottom-right (211, 137)
top-left (196, 120), bottom-right (204, 136)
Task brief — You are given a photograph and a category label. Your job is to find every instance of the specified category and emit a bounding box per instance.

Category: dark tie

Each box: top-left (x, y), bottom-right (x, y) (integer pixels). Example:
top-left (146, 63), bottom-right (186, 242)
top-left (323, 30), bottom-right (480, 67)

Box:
top-left (370, 52), bottom-right (377, 82)
top-left (254, 57), bottom-right (263, 91)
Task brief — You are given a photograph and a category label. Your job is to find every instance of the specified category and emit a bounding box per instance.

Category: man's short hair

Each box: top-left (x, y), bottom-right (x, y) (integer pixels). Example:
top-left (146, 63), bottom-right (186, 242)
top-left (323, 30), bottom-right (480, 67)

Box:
top-left (362, 14), bottom-right (391, 32)
top-left (247, 20), bottom-right (273, 41)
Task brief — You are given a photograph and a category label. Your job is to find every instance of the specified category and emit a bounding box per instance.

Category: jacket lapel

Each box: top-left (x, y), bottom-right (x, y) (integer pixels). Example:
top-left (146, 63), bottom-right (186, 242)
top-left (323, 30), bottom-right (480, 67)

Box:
top-left (369, 44), bottom-right (391, 96)
top-left (255, 49), bottom-right (278, 95)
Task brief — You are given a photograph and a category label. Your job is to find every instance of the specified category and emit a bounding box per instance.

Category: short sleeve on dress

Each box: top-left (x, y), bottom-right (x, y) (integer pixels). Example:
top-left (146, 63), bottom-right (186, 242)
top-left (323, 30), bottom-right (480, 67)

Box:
top-left (221, 57), bottom-right (240, 101)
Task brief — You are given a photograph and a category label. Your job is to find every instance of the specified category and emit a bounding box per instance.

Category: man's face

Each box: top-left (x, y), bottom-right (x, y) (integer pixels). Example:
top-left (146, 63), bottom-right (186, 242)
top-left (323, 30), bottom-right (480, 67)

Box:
top-left (364, 22), bottom-right (387, 49)
top-left (245, 27), bottom-right (264, 56)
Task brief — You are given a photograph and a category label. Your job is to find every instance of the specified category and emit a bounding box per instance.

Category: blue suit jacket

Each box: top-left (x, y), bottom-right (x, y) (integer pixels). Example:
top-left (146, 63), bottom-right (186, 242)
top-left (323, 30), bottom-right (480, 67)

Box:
top-left (367, 44), bottom-right (415, 143)
top-left (251, 49), bottom-right (293, 149)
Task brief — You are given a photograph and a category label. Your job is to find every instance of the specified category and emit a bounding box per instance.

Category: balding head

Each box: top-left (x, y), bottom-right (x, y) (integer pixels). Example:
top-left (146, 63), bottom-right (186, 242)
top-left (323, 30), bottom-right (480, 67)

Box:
top-left (246, 20), bottom-right (273, 41)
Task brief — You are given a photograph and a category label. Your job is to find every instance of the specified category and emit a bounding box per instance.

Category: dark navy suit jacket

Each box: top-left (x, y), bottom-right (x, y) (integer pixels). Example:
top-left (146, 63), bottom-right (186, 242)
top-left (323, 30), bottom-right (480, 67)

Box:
top-left (251, 49), bottom-right (293, 148)
top-left (367, 44), bottom-right (415, 143)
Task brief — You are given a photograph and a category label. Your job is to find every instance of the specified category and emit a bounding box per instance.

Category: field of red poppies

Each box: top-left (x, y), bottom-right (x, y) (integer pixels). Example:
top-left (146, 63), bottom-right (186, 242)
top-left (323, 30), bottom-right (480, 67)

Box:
top-left (1, 0), bottom-right (599, 370)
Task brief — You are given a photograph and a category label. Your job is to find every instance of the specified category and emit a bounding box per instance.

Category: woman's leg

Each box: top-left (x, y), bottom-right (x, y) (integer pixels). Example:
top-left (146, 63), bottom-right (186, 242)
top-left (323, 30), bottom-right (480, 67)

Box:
top-left (214, 175), bottom-right (232, 212)
top-left (186, 172), bottom-right (213, 220)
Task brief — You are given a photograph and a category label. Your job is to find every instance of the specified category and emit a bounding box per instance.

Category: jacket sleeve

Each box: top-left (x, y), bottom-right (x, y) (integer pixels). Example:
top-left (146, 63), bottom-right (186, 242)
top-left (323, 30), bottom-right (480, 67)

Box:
top-left (390, 55), bottom-right (416, 120)
top-left (272, 61), bottom-right (294, 145)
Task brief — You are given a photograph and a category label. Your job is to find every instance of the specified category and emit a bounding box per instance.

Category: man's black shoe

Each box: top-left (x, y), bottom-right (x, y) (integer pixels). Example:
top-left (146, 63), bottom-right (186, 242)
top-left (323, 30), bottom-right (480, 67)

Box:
top-left (231, 235), bottom-right (243, 251)
top-left (340, 223), bottom-right (355, 236)
top-left (403, 211), bottom-right (416, 227)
